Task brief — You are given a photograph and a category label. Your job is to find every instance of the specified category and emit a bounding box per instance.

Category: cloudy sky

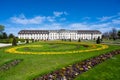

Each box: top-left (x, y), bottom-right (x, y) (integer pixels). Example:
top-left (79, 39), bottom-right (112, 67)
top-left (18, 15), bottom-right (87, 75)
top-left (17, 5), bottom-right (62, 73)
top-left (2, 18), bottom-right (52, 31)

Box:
top-left (0, 0), bottom-right (120, 35)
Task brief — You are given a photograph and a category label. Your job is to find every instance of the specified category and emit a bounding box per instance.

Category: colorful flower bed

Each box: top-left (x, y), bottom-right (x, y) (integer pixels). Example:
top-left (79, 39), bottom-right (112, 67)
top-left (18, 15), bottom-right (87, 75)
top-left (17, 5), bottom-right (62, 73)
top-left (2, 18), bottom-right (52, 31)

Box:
top-left (5, 42), bottom-right (108, 54)
top-left (0, 59), bottom-right (23, 71)
top-left (33, 49), bottom-right (120, 80)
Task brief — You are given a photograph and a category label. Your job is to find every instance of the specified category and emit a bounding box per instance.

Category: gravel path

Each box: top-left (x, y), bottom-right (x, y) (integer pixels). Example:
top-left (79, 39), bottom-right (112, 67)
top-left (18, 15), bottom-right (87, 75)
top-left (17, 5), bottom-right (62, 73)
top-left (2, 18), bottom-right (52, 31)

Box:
top-left (0, 43), bottom-right (12, 47)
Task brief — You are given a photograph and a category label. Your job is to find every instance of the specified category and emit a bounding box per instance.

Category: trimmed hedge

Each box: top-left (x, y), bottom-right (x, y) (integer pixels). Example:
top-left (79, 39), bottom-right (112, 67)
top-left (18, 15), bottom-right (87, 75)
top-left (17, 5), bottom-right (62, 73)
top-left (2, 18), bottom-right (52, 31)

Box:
top-left (0, 38), bottom-right (13, 43)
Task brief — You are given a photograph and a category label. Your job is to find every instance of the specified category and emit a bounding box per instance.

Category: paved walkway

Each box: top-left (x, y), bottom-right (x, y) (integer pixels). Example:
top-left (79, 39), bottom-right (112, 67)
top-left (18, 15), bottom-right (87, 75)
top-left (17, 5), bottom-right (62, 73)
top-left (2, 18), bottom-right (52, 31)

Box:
top-left (0, 43), bottom-right (12, 47)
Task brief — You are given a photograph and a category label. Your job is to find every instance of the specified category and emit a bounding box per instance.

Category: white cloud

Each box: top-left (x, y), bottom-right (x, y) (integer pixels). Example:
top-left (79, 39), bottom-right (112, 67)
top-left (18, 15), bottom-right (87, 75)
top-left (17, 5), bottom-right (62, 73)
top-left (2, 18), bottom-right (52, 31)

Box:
top-left (46, 16), bottom-right (55, 22)
top-left (60, 18), bottom-right (66, 21)
top-left (53, 11), bottom-right (63, 17)
top-left (10, 12), bottom-right (68, 25)
top-left (11, 14), bottom-right (46, 24)
top-left (112, 19), bottom-right (120, 24)
top-left (63, 12), bottom-right (68, 15)
top-left (53, 11), bottom-right (68, 17)
top-left (98, 12), bottom-right (120, 22)
top-left (6, 12), bottom-right (120, 35)
top-left (68, 23), bottom-right (90, 30)
top-left (98, 16), bottom-right (113, 22)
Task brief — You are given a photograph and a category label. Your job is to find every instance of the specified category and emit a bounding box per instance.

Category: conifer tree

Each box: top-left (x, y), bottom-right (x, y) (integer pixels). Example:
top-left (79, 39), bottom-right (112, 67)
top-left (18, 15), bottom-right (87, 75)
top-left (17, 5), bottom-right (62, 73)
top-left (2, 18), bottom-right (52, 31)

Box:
top-left (12, 37), bottom-right (17, 46)
top-left (96, 36), bottom-right (101, 44)
top-left (78, 38), bottom-right (81, 42)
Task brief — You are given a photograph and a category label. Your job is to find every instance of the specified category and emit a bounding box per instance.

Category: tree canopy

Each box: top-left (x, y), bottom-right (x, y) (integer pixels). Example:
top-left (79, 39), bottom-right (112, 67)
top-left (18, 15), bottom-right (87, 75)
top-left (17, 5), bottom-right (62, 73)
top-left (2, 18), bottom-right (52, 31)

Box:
top-left (118, 30), bottom-right (120, 38)
top-left (0, 25), bottom-right (5, 33)
top-left (9, 33), bottom-right (15, 38)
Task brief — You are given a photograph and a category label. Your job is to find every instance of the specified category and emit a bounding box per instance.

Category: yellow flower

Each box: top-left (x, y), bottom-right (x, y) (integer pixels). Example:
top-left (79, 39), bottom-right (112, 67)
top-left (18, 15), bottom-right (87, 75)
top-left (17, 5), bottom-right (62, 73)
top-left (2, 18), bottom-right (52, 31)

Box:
top-left (5, 42), bottom-right (109, 55)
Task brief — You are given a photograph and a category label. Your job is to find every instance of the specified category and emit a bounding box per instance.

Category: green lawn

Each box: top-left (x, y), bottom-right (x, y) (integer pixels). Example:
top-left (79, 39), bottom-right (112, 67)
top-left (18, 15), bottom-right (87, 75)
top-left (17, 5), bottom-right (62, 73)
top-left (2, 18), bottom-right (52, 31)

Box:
top-left (16, 42), bottom-right (87, 52)
top-left (0, 41), bottom-right (120, 80)
top-left (75, 54), bottom-right (120, 80)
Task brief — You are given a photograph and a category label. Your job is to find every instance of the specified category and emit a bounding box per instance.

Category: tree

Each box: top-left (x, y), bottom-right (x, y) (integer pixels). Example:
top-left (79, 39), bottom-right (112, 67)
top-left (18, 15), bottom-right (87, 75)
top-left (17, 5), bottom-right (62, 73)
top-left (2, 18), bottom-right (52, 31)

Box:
top-left (78, 38), bottom-right (81, 42)
top-left (102, 32), bottom-right (110, 40)
top-left (96, 36), bottom-right (101, 44)
top-left (0, 25), bottom-right (4, 34)
top-left (69, 38), bottom-right (71, 42)
top-left (32, 39), bottom-right (34, 43)
top-left (0, 34), bottom-right (3, 39)
top-left (117, 30), bottom-right (120, 39)
top-left (111, 28), bottom-right (117, 40)
top-left (12, 37), bottom-right (17, 46)
top-left (8, 33), bottom-right (15, 38)
top-left (2, 32), bottom-right (7, 39)
top-left (26, 39), bottom-right (29, 44)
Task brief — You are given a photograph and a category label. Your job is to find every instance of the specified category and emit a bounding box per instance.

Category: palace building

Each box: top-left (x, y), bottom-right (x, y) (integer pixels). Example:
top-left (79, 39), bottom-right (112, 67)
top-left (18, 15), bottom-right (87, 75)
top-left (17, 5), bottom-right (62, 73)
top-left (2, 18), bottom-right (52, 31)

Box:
top-left (18, 29), bottom-right (102, 40)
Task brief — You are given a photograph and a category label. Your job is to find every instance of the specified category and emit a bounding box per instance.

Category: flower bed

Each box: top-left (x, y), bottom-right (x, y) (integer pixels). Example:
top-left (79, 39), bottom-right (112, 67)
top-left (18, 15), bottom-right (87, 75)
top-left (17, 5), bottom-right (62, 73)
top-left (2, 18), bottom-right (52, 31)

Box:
top-left (33, 50), bottom-right (120, 80)
top-left (0, 59), bottom-right (23, 71)
top-left (5, 42), bottom-right (108, 54)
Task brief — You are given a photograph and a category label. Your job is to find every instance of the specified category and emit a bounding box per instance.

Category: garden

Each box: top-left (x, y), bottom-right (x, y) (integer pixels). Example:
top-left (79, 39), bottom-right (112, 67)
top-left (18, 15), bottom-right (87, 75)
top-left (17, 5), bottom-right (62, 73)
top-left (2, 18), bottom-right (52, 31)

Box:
top-left (0, 41), bottom-right (120, 80)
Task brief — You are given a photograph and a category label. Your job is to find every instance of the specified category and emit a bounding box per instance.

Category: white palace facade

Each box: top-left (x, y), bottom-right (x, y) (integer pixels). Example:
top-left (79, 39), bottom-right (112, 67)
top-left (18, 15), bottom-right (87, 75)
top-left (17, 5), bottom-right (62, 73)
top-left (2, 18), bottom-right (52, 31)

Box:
top-left (18, 29), bottom-right (102, 40)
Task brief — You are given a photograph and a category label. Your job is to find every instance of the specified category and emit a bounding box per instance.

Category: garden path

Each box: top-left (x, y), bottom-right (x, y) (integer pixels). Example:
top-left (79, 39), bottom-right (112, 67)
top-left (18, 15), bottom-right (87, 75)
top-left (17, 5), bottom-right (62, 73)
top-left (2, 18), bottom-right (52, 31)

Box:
top-left (0, 43), bottom-right (12, 47)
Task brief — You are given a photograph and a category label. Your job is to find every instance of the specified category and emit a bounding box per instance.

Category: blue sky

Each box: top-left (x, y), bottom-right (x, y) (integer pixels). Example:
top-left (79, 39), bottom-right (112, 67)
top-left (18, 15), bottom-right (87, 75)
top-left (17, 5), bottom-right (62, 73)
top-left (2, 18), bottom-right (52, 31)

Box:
top-left (0, 0), bottom-right (120, 35)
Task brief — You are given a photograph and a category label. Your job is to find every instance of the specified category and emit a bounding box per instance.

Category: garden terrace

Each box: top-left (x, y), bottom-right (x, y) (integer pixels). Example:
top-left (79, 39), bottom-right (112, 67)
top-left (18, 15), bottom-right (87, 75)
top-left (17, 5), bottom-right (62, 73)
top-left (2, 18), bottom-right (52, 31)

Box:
top-left (0, 41), bottom-right (120, 80)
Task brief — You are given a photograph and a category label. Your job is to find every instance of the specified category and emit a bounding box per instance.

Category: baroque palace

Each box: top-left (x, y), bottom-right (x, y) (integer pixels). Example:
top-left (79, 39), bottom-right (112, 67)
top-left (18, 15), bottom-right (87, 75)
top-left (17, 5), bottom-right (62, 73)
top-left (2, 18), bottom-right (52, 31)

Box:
top-left (18, 29), bottom-right (102, 40)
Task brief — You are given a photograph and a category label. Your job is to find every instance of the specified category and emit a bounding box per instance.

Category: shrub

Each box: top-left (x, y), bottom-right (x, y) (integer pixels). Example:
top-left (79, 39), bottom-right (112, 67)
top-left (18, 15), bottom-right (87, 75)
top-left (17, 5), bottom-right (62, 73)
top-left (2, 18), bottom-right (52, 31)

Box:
top-left (78, 38), bottom-right (81, 42)
top-left (96, 37), bottom-right (101, 44)
top-left (69, 38), bottom-right (71, 42)
top-left (32, 39), bottom-right (34, 43)
top-left (0, 38), bottom-right (13, 43)
top-left (12, 38), bottom-right (17, 46)
top-left (26, 39), bottom-right (29, 44)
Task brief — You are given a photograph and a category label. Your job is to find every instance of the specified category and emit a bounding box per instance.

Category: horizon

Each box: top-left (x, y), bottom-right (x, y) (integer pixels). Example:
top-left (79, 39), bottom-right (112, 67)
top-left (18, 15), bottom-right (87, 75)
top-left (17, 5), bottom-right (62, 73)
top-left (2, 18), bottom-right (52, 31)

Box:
top-left (0, 0), bottom-right (120, 36)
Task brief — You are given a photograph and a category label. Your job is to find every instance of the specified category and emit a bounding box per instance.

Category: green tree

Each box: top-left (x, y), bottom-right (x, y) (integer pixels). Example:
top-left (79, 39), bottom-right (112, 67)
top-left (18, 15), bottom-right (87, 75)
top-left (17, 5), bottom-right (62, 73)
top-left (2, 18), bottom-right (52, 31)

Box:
top-left (32, 39), bottom-right (34, 43)
top-left (8, 33), bottom-right (15, 38)
top-left (26, 39), bottom-right (29, 44)
top-left (0, 34), bottom-right (3, 39)
top-left (78, 38), bottom-right (81, 42)
top-left (69, 38), bottom-right (71, 42)
top-left (117, 30), bottom-right (120, 39)
top-left (2, 32), bottom-right (7, 39)
top-left (96, 36), bottom-right (101, 44)
top-left (0, 25), bottom-right (4, 34)
top-left (111, 28), bottom-right (117, 40)
top-left (12, 37), bottom-right (17, 46)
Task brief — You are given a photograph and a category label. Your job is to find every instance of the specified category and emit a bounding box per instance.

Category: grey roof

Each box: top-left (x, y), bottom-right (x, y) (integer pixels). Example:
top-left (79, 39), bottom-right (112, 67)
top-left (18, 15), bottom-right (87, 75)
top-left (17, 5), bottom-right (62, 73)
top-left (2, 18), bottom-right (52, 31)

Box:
top-left (77, 30), bottom-right (101, 34)
top-left (18, 30), bottom-right (101, 34)
top-left (18, 30), bottom-right (49, 34)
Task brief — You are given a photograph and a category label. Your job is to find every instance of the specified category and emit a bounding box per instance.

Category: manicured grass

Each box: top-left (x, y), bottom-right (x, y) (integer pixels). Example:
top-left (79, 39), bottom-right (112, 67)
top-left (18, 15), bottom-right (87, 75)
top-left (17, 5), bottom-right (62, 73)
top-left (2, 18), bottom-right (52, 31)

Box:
top-left (16, 42), bottom-right (87, 52)
top-left (0, 41), bottom-right (120, 80)
top-left (75, 54), bottom-right (120, 80)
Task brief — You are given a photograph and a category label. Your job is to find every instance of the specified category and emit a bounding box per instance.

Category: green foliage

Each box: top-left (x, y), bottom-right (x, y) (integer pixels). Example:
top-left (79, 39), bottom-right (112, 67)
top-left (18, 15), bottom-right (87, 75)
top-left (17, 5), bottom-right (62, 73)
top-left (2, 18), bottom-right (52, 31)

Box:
top-left (0, 25), bottom-right (4, 33)
top-left (32, 39), bottom-right (34, 43)
top-left (69, 38), bottom-right (71, 42)
top-left (117, 30), bottom-right (120, 38)
top-left (78, 38), bottom-right (81, 42)
top-left (0, 38), bottom-right (13, 43)
top-left (96, 37), bottom-right (101, 44)
top-left (12, 38), bottom-right (17, 46)
top-left (26, 39), bottom-right (29, 43)
top-left (0, 34), bottom-right (3, 39)
top-left (2, 32), bottom-right (8, 39)
top-left (18, 39), bottom-right (25, 42)
top-left (8, 33), bottom-right (15, 38)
